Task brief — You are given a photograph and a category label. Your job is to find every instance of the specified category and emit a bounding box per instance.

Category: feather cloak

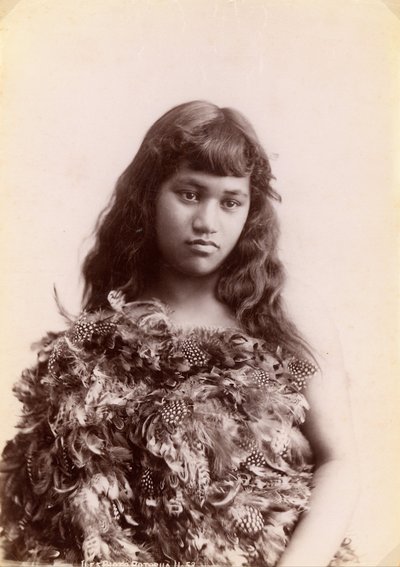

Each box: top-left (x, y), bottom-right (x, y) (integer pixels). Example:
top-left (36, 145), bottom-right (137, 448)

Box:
top-left (0, 295), bottom-right (357, 566)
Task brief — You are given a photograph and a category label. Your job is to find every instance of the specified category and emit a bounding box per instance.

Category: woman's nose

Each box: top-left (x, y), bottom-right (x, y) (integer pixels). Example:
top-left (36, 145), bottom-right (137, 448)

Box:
top-left (192, 202), bottom-right (217, 234)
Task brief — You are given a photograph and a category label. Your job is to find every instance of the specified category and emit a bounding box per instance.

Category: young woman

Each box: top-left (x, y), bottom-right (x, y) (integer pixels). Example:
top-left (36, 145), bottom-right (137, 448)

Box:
top-left (0, 101), bottom-right (358, 566)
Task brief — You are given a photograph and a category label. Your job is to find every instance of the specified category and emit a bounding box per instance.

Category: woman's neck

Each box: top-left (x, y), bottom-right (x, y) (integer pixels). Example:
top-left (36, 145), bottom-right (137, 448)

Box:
top-left (142, 266), bottom-right (237, 329)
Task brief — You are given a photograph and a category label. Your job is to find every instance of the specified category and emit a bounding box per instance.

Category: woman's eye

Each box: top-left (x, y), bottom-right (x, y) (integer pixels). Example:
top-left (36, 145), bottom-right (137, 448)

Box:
top-left (180, 191), bottom-right (198, 202)
top-left (222, 199), bottom-right (240, 210)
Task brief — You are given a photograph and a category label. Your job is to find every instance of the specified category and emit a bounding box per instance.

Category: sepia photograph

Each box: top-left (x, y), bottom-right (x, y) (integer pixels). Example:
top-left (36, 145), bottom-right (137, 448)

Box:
top-left (0, 1), bottom-right (399, 566)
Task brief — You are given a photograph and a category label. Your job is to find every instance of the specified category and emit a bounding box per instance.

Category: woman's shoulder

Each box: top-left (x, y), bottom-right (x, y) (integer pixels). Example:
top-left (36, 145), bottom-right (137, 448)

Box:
top-left (282, 276), bottom-right (344, 368)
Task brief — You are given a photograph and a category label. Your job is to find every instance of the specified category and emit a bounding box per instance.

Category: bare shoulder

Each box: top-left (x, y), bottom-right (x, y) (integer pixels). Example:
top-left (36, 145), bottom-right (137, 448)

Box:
top-left (282, 281), bottom-right (355, 465)
top-left (281, 276), bottom-right (344, 368)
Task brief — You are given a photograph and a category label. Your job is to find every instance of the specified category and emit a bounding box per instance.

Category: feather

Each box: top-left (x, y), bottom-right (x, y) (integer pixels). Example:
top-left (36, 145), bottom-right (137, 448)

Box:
top-left (53, 284), bottom-right (75, 323)
top-left (82, 533), bottom-right (110, 562)
top-left (209, 481), bottom-right (241, 508)
top-left (0, 298), bottom-right (355, 566)
top-left (80, 431), bottom-right (104, 455)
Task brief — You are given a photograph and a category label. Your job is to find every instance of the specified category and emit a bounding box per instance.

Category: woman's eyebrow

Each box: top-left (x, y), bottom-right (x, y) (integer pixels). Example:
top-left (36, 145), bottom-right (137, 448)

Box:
top-left (174, 178), bottom-right (206, 190)
top-left (175, 177), bottom-right (249, 197)
top-left (223, 189), bottom-right (249, 198)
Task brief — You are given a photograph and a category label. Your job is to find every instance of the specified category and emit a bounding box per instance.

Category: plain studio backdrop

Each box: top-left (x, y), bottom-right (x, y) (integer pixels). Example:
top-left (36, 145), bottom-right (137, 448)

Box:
top-left (0, 1), bottom-right (399, 565)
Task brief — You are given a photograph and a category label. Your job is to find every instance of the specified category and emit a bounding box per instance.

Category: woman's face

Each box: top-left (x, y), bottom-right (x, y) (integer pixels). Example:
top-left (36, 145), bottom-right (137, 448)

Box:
top-left (155, 166), bottom-right (250, 279)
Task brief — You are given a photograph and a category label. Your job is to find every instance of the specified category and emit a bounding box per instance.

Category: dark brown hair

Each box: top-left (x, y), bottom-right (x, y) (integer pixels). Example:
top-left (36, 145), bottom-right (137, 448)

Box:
top-left (82, 101), bottom-right (308, 355)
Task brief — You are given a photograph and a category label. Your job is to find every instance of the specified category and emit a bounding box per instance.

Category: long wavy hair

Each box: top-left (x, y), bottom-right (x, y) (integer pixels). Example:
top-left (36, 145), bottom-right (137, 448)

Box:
top-left (82, 101), bottom-right (308, 355)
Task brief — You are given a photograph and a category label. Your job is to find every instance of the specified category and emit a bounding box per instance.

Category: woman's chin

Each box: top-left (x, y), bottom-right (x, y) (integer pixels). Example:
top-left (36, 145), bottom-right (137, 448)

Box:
top-left (161, 258), bottom-right (222, 279)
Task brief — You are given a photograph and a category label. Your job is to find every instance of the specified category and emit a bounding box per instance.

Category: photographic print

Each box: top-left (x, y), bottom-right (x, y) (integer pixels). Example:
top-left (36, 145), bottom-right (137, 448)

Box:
top-left (0, 1), bottom-right (399, 566)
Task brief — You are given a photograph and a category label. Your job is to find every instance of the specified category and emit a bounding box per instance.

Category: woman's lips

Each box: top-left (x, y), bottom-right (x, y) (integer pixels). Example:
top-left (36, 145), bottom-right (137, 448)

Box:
top-left (187, 239), bottom-right (219, 254)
